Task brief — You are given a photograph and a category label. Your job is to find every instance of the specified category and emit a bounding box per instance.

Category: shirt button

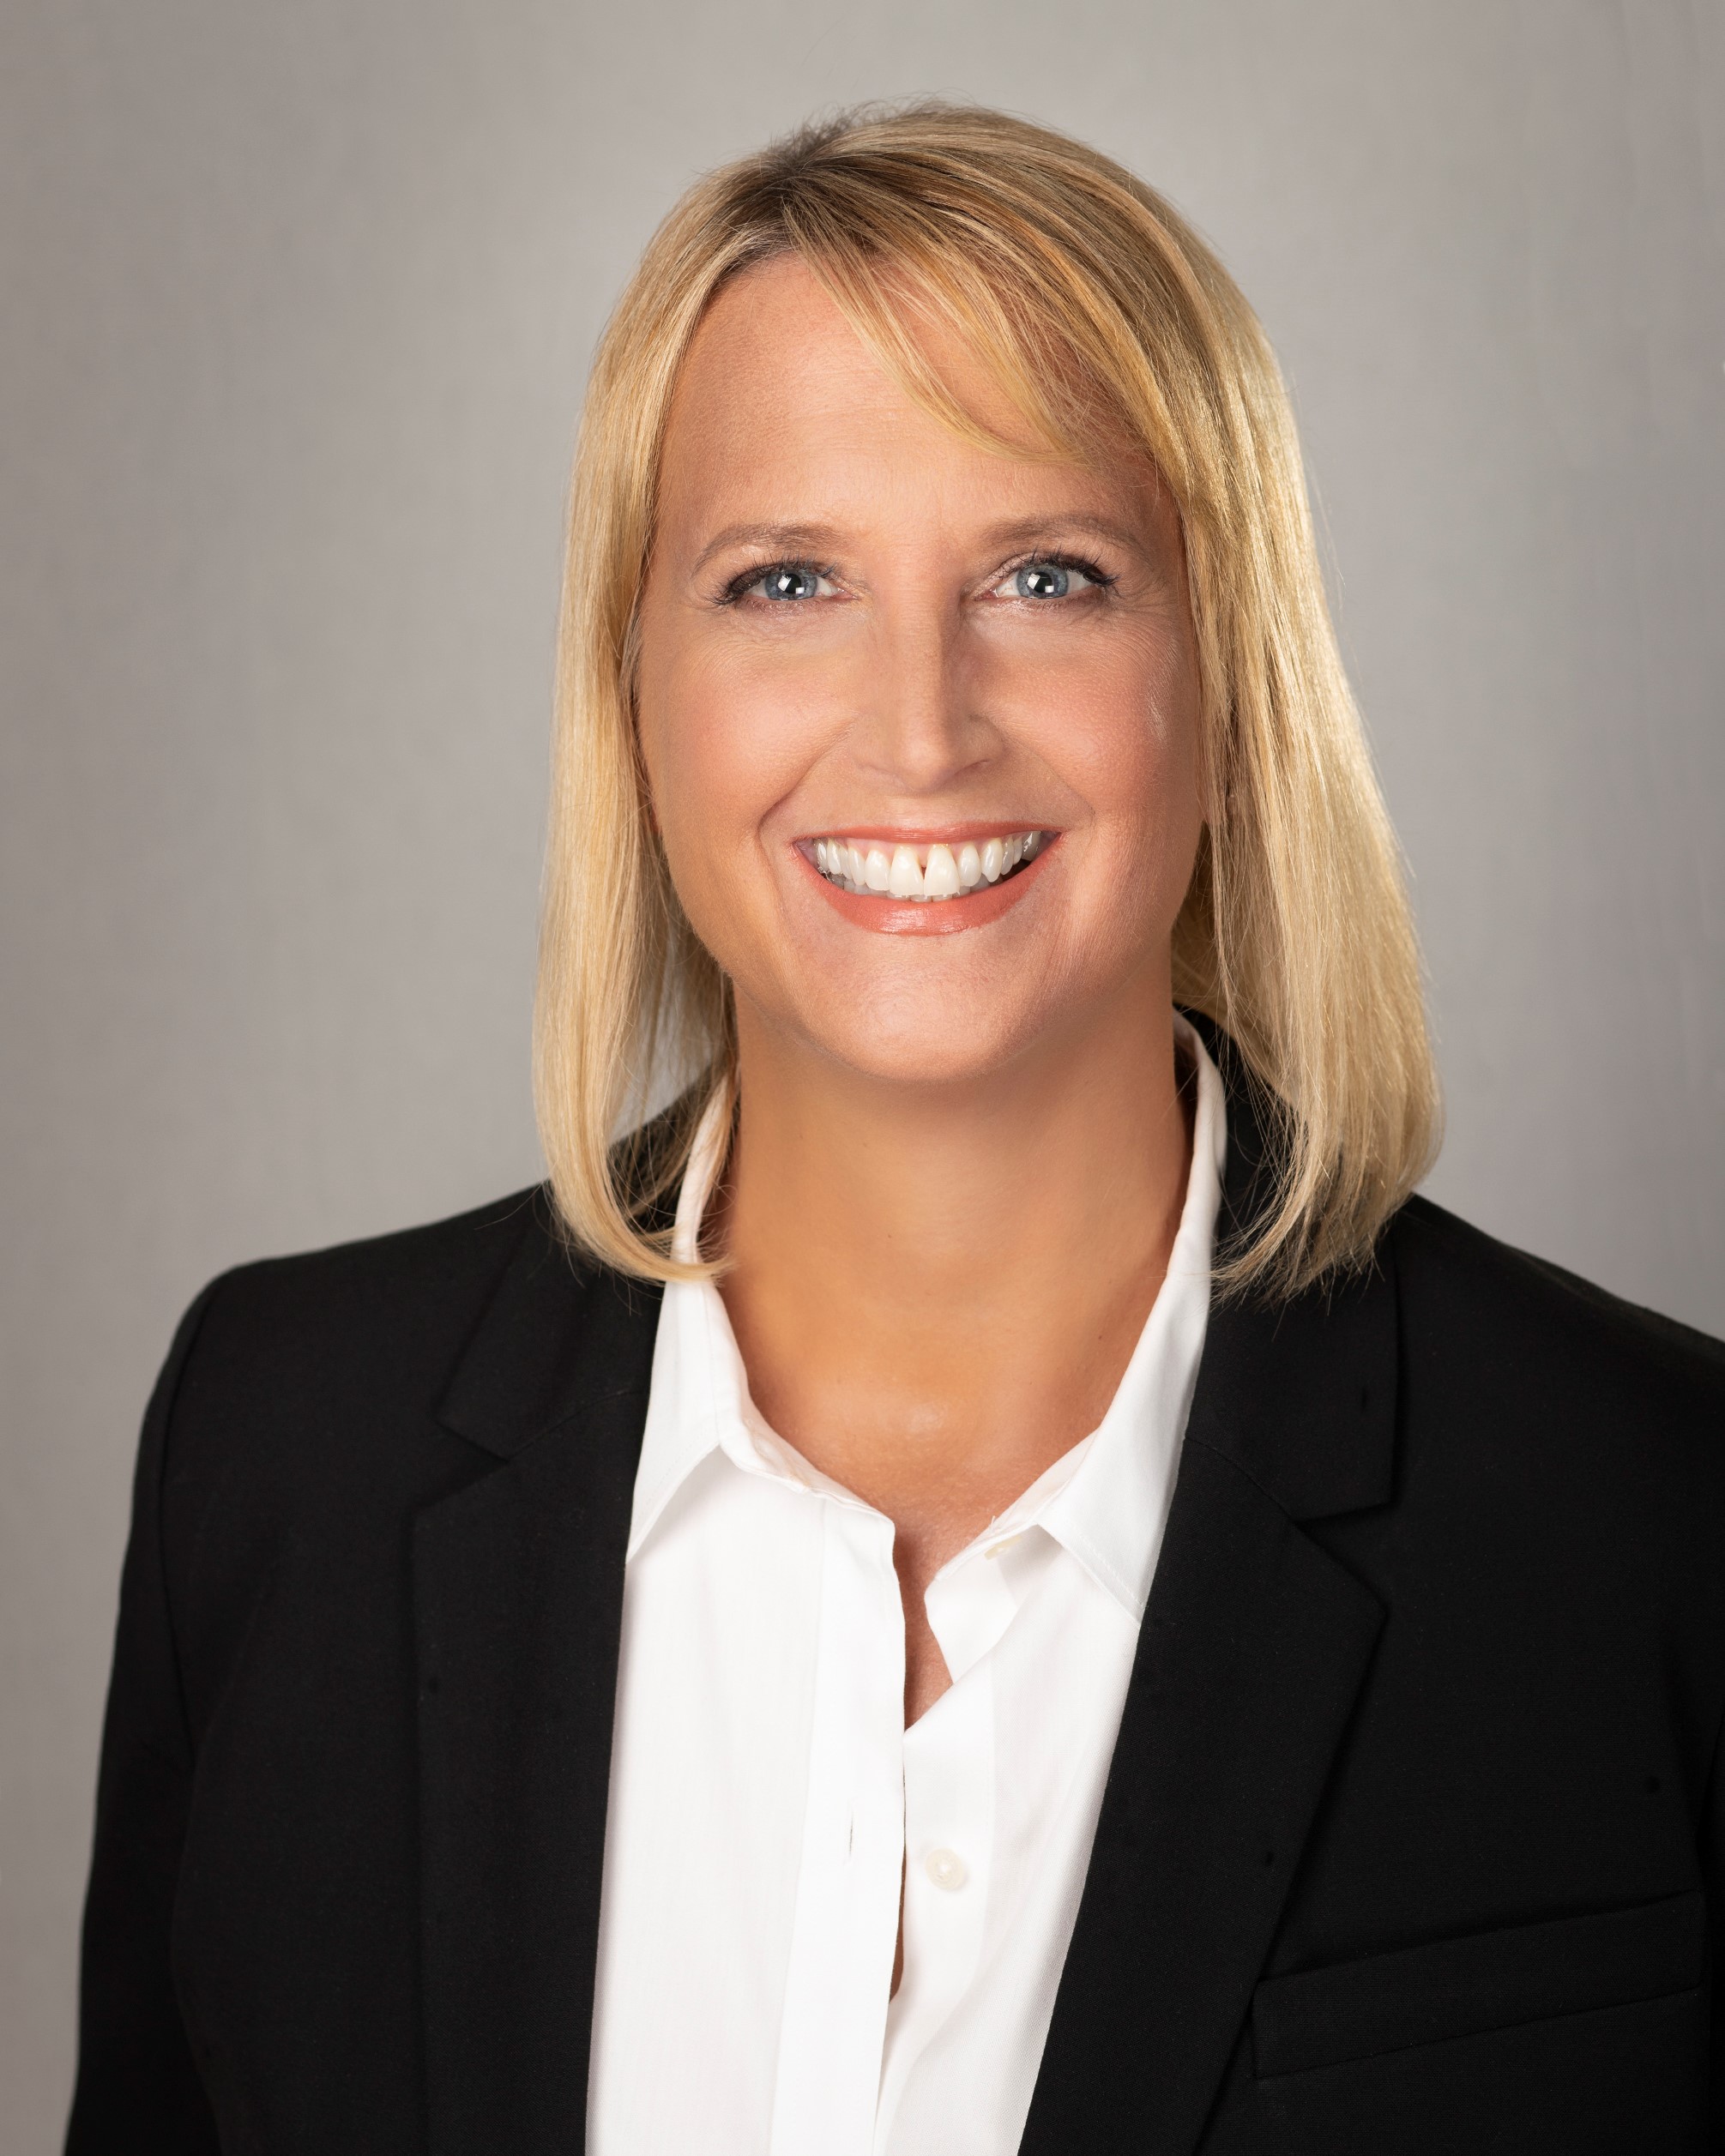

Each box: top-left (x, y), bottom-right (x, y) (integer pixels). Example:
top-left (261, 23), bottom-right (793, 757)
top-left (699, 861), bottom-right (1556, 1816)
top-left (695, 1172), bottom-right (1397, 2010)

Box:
top-left (924, 1847), bottom-right (968, 1892)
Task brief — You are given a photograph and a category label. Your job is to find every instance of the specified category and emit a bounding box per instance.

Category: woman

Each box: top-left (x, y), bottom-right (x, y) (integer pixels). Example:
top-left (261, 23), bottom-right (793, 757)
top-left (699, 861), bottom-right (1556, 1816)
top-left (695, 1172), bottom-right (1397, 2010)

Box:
top-left (69, 105), bottom-right (1722, 2154)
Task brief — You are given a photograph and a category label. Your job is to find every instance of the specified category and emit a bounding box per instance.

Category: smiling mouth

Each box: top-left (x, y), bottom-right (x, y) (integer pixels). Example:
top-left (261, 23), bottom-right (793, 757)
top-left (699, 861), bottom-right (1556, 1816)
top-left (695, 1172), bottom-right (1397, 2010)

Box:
top-left (801, 830), bottom-right (1051, 902)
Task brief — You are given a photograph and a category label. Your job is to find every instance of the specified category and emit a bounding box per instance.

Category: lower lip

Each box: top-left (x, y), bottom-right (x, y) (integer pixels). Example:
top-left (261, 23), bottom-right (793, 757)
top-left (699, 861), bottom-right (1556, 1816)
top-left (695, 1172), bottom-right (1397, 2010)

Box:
top-left (796, 841), bottom-right (1057, 935)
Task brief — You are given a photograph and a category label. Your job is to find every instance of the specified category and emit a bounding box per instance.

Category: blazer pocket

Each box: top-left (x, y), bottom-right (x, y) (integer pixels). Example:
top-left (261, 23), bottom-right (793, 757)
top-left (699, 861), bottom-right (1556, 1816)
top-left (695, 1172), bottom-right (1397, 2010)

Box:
top-left (1252, 1890), bottom-right (1705, 2078)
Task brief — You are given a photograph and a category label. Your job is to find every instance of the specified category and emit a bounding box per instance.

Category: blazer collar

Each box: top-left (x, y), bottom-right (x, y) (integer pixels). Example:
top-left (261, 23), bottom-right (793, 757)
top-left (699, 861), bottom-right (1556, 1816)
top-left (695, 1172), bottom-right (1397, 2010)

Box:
top-left (1185, 1010), bottom-right (1396, 1519)
top-left (436, 1189), bottom-right (664, 1462)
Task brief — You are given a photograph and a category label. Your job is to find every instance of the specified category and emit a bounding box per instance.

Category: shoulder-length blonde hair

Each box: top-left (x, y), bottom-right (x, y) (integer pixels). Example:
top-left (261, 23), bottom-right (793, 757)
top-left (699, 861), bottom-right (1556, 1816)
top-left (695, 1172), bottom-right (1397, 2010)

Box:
top-left (534, 101), bottom-right (1439, 1297)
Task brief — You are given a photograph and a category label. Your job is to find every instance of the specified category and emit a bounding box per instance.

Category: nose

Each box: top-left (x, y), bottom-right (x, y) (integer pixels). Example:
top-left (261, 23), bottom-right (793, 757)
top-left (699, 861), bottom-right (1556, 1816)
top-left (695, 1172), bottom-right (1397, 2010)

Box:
top-left (851, 595), bottom-right (992, 797)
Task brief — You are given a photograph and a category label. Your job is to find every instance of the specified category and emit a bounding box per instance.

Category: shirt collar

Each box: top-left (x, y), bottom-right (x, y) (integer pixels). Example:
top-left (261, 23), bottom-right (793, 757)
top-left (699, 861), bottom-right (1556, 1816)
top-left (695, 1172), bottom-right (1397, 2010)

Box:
top-left (629, 1085), bottom-right (757, 1558)
top-left (627, 1014), bottom-right (1227, 1586)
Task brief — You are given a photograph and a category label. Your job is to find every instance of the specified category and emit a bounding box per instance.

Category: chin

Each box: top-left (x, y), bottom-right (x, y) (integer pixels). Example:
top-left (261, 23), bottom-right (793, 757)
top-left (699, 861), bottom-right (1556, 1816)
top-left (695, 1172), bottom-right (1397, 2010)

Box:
top-left (824, 1037), bottom-right (1017, 1089)
top-left (793, 986), bottom-right (1053, 1089)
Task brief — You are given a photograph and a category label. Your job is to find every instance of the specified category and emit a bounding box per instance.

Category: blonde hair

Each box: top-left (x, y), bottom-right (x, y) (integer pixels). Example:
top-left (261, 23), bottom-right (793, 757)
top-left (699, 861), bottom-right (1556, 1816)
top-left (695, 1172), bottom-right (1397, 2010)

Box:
top-left (534, 101), bottom-right (1439, 1297)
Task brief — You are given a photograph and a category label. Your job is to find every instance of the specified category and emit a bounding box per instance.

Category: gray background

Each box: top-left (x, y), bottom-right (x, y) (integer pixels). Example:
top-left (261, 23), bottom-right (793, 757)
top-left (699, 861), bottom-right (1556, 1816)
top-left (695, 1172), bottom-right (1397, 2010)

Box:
top-left (3, 0), bottom-right (1722, 2140)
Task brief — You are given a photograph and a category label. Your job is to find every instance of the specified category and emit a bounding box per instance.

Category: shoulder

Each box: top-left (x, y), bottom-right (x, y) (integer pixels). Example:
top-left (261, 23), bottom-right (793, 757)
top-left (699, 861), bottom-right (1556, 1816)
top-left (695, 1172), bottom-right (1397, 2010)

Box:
top-left (155, 1187), bottom-right (596, 1534)
top-left (1390, 1193), bottom-right (1724, 1414)
top-left (1384, 1194), bottom-right (1725, 1548)
top-left (180, 1185), bottom-right (556, 1407)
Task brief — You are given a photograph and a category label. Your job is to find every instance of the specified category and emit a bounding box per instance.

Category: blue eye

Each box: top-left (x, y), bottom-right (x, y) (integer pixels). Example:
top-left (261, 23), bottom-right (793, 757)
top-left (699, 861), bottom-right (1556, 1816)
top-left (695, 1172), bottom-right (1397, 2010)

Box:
top-left (758, 564), bottom-right (823, 601)
top-left (1015, 561), bottom-right (1073, 599)
top-left (721, 558), bottom-right (840, 609)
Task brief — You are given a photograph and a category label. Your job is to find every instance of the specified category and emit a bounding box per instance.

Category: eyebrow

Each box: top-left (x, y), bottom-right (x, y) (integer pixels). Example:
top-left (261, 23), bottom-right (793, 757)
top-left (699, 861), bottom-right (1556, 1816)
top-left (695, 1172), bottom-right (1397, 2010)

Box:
top-left (973, 511), bottom-right (1150, 557)
top-left (691, 522), bottom-right (844, 575)
top-left (690, 509), bottom-right (1149, 577)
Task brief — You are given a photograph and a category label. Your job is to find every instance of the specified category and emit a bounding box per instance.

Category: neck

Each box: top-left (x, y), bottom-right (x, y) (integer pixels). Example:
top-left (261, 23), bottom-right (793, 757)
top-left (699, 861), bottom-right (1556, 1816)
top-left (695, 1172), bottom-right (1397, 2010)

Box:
top-left (715, 974), bottom-right (1194, 1534)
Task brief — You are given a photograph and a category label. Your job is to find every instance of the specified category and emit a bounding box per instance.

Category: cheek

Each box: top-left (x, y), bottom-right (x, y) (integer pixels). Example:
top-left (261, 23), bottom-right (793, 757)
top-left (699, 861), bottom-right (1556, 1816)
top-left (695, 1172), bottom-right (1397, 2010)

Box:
top-left (1018, 628), bottom-right (1203, 878)
top-left (636, 636), bottom-right (826, 924)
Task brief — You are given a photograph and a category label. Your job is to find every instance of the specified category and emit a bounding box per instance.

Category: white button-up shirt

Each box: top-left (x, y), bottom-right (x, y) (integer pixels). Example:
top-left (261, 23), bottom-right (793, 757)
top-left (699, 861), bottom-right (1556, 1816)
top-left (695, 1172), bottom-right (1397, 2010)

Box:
top-left (587, 1016), bottom-right (1227, 2156)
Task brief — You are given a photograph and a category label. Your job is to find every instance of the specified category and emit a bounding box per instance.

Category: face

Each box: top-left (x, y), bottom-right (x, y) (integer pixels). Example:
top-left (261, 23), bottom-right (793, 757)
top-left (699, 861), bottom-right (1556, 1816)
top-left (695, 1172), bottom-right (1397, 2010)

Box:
top-left (635, 254), bottom-right (1204, 1091)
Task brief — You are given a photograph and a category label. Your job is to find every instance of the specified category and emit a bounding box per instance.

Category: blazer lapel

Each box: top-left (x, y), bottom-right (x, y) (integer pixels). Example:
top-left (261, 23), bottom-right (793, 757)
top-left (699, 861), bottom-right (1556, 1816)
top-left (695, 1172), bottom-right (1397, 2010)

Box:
top-left (1021, 1045), bottom-right (1398, 2156)
top-left (412, 1200), bottom-right (662, 2156)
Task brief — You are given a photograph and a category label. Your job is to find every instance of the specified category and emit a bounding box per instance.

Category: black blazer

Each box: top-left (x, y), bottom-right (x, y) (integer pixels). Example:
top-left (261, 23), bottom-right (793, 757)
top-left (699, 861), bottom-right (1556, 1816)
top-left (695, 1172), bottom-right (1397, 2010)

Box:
top-left (69, 1061), bottom-right (1725, 2155)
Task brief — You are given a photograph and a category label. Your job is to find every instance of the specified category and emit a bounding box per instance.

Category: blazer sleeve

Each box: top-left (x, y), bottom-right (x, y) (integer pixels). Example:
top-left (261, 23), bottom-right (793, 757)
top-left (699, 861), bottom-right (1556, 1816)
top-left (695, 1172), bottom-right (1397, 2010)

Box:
top-left (1709, 1706), bottom-right (1725, 2149)
top-left (65, 1283), bottom-right (224, 2156)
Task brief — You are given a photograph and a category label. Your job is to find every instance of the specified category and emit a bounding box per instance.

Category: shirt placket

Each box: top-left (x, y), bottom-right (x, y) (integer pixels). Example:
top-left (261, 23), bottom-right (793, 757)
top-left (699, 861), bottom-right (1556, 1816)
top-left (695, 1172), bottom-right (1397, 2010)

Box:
top-left (769, 1493), bottom-right (906, 2156)
top-left (873, 1545), bottom-right (1017, 2149)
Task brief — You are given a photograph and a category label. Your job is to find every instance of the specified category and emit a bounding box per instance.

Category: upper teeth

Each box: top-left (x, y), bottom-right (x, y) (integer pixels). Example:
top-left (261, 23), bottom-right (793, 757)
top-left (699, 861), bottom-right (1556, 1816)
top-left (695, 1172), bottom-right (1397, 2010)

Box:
top-left (807, 831), bottom-right (1048, 900)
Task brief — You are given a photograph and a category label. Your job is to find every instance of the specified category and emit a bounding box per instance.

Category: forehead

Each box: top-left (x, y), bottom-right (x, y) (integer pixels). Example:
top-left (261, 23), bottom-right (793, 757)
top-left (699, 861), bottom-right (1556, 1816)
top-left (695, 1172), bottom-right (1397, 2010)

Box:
top-left (656, 254), bottom-right (1149, 540)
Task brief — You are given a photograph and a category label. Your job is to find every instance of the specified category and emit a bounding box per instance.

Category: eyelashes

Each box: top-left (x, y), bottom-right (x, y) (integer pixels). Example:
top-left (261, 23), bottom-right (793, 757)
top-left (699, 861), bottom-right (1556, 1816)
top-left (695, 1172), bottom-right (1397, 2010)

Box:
top-left (715, 550), bottom-right (1119, 608)
top-left (999, 553), bottom-right (1117, 599)
top-left (719, 557), bottom-right (835, 605)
